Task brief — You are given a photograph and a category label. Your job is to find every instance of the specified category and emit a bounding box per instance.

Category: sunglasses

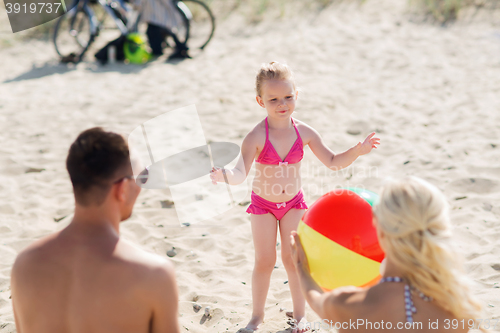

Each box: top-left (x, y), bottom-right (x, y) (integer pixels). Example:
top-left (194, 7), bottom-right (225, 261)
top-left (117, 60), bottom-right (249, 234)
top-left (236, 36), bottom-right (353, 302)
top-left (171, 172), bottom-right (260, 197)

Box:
top-left (113, 175), bottom-right (134, 184)
top-left (113, 168), bottom-right (149, 186)
top-left (136, 168), bottom-right (149, 185)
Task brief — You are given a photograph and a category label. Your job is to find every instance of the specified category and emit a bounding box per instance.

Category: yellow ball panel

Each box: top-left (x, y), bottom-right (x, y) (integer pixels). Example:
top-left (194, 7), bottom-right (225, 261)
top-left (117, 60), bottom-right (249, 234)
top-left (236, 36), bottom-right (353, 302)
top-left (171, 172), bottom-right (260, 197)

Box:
top-left (298, 221), bottom-right (381, 290)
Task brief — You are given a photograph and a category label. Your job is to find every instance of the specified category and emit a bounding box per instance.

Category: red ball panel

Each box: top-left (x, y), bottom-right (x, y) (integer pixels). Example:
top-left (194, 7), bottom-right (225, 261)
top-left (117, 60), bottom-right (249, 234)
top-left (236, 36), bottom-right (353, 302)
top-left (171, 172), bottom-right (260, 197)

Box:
top-left (302, 189), bottom-right (384, 263)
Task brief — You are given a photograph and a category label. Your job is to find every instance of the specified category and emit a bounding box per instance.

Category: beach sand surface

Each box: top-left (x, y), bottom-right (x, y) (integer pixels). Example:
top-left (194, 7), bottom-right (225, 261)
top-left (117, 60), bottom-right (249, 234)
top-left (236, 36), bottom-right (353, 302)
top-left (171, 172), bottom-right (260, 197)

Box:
top-left (0, 0), bottom-right (499, 331)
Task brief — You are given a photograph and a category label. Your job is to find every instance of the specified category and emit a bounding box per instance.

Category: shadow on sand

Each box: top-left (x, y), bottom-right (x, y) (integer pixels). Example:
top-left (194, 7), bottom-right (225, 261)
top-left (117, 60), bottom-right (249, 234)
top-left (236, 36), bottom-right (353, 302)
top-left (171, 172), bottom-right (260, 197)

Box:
top-left (2, 53), bottom-right (189, 84)
top-left (3, 61), bottom-right (76, 83)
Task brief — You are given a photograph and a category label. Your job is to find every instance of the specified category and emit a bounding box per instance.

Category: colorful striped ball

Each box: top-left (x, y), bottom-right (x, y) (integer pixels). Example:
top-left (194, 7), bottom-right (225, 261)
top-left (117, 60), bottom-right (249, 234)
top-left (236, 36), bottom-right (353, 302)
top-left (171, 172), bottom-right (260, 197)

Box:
top-left (297, 188), bottom-right (385, 290)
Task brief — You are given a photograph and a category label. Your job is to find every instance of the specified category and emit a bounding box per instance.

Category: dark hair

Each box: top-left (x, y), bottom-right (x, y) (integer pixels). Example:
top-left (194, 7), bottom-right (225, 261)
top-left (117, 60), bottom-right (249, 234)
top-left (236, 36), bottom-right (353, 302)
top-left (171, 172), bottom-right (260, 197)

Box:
top-left (66, 127), bottom-right (130, 206)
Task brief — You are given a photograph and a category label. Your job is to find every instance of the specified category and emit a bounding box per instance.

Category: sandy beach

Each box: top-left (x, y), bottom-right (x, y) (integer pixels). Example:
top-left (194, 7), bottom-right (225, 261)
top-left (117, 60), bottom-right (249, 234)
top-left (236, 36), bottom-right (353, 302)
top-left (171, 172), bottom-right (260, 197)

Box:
top-left (0, 0), bottom-right (500, 331)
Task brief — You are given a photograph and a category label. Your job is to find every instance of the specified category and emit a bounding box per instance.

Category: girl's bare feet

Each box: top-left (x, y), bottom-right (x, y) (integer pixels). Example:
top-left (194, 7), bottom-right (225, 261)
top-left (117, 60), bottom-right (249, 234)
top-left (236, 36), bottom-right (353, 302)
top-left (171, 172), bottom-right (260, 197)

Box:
top-left (245, 314), bottom-right (264, 331)
top-left (286, 312), bottom-right (310, 333)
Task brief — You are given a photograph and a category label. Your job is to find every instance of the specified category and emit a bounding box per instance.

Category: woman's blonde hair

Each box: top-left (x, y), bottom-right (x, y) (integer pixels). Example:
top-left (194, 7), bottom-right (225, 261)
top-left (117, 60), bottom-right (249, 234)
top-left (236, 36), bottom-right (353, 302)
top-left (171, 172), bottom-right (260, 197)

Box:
top-left (373, 177), bottom-right (484, 325)
top-left (255, 61), bottom-right (296, 96)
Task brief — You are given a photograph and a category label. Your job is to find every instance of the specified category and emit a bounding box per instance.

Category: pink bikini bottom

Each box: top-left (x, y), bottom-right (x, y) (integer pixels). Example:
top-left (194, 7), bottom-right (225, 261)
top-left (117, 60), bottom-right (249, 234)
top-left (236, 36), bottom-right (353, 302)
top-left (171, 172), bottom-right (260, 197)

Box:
top-left (246, 189), bottom-right (308, 221)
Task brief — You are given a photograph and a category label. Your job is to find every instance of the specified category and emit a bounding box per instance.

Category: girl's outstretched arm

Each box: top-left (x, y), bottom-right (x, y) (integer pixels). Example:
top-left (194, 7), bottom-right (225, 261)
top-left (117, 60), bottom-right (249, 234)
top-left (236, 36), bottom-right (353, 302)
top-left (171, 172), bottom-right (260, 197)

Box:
top-left (307, 125), bottom-right (380, 170)
top-left (209, 130), bottom-right (259, 185)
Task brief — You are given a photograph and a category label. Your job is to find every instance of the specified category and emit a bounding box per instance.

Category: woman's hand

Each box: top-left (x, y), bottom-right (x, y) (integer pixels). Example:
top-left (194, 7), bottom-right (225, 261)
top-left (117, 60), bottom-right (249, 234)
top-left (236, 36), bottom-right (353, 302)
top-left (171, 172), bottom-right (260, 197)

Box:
top-left (209, 167), bottom-right (224, 185)
top-left (355, 132), bottom-right (380, 156)
top-left (290, 231), bottom-right (310, 274)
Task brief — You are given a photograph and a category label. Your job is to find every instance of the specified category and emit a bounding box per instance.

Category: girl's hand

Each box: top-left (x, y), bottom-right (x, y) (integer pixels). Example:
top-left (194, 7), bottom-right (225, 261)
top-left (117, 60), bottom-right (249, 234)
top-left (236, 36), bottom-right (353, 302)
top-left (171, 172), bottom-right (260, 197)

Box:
top-left (355, 132), bottom-right (380, 156)
top-left (209, 167), bottom-right (224, 185)
top-left (290, 231), bottom-right (310, 274)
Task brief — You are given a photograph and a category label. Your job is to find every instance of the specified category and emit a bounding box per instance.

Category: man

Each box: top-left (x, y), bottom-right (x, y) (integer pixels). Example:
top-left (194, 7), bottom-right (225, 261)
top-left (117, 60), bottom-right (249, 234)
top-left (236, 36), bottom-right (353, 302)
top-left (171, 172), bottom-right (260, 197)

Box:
top-left (11, 128), bottom-right (180, 333)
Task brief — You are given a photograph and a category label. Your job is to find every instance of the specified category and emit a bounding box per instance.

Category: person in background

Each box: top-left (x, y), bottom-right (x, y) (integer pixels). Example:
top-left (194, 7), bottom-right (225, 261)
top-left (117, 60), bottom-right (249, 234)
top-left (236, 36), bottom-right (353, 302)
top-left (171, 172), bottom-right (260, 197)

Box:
top-left (134, 0), bottom-right (190, 59)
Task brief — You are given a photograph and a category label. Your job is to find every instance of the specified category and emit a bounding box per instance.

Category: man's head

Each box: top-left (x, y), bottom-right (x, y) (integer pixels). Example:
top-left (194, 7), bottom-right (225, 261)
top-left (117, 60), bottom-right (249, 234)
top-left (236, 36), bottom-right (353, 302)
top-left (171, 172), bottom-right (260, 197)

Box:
top-left (66, 127), bottom-right (140, 219)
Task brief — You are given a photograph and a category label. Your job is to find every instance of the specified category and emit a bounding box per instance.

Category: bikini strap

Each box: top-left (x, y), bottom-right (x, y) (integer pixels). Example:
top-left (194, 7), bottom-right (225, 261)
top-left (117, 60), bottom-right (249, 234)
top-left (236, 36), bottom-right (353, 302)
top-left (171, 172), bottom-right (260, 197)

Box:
top-left (291, 118), bottom-right (301, 138)
top-left (379, 276), bottom-right (432, 324)
top-left (265, 117), bottom-right (299, 140)
top-left (379, 277), bottom-right (415, 323)
top-left (265, 117), bottom-right (269, 140)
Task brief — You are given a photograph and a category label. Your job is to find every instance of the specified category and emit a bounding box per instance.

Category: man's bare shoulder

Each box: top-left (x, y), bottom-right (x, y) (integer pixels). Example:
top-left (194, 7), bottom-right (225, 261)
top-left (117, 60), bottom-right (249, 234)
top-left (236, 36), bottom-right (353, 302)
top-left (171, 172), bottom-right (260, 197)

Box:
top-left (117, 242), bottom-right (179, 332)
top-left (12, 232), bottom-right (61, 273)
top-left (116, 239), bottom-right (177, 309)
top-left (13, 233), bottom-right (175, 286)
top-left (116, 238), bottom-right (175, 278)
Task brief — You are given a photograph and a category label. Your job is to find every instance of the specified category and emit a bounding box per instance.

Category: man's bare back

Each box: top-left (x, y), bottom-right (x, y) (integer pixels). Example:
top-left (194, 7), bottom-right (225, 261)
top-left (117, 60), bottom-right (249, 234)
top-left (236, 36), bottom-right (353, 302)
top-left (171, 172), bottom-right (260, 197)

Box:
top-left (12, 223), bottom-right (178, 333)
top-left (11, 128), bottom-right (180, 333)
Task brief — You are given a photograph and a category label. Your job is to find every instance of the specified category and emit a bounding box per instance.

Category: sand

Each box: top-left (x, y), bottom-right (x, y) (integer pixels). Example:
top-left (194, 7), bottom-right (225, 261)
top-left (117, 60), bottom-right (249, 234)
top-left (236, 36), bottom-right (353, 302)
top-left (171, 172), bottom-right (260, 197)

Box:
top-left (0, 0), bottom-right (499, 331)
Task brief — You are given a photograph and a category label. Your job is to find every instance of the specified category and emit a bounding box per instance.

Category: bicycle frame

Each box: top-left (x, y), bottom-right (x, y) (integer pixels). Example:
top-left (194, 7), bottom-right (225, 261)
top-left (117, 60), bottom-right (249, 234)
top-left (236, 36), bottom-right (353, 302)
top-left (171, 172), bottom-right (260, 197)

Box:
top-left (96, 0), bottom-right (130, 35)
top-left (67, 0), bottom-right (135, 36)
top-left (65, 0), bottom-right (99, 37)
top-left (62, 0), bottom-right (137, 61)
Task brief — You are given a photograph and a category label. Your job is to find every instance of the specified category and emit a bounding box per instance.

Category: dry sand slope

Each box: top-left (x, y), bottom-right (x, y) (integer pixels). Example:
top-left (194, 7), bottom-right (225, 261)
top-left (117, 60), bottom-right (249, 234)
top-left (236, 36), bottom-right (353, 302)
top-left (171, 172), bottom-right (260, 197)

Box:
top-left (0, 0), bottom-right (500, 332)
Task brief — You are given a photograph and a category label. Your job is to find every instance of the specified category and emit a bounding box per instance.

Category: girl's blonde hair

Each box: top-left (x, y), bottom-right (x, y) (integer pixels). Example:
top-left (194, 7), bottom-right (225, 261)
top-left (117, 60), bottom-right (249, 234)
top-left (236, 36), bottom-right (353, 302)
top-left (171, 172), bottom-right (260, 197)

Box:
top-left (373, 177), bottom-right (484, 325)
top-left (255, 61), bottom-right (296, 96)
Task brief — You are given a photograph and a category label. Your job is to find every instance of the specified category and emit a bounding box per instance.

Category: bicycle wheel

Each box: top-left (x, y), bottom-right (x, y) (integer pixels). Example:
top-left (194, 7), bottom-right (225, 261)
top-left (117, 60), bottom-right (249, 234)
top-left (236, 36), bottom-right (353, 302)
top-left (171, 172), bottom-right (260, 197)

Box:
top-left (176, 0), bottom-right (215, 51)
top-left (53, 7), bottom-right (93, 60)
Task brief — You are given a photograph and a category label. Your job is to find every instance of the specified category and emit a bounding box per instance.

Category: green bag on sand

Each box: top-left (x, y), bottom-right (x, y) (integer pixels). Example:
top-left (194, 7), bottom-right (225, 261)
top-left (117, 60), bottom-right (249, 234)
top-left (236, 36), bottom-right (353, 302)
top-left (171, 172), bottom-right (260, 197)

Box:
top-left (124, 33), bottom-right (152, 64)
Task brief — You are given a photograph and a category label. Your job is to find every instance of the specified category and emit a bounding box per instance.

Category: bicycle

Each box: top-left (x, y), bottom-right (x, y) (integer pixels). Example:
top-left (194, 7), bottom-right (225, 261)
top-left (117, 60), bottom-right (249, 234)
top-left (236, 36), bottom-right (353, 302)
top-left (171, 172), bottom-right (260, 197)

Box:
top-left (53, 0), bottom-right (215, 62)
top-left (175, 0), bottom-right (215, 52)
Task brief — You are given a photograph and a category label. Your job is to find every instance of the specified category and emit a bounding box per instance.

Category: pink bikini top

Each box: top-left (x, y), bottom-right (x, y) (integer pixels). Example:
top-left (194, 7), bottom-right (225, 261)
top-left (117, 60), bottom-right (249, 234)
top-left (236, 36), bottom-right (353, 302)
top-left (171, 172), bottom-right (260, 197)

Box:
top-left (255, 117), bottom-right (304, 166)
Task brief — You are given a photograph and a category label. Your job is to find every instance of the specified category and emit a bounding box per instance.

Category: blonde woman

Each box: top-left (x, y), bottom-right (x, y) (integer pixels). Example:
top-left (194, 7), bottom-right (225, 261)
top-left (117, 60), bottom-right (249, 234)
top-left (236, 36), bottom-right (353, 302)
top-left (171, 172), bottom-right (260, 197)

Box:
top-left (291, 177), bottom-right (486, 332)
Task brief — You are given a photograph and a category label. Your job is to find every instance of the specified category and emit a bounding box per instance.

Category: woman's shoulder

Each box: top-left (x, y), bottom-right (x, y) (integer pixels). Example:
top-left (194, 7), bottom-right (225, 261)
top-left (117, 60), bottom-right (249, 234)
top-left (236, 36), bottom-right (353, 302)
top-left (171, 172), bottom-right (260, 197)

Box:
top-left (329, 286), bottom-right (367, 304)
top-left (325, 284), bottom-right (405, 317)
top-left (316, 286), bottom-right (367, 322)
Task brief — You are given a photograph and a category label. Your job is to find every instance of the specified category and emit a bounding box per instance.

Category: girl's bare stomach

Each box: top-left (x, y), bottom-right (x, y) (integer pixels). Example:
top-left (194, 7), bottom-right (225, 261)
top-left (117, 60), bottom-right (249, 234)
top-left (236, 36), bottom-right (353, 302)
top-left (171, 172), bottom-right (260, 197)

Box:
top-left (252, 162), bottom-right (302, 202)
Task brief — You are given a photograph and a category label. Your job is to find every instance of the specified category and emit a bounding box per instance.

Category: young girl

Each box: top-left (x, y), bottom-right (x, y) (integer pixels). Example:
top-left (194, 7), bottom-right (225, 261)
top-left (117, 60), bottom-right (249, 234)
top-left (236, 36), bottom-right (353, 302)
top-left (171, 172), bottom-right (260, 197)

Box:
top-left (210, 62), bottom-right (380, 331)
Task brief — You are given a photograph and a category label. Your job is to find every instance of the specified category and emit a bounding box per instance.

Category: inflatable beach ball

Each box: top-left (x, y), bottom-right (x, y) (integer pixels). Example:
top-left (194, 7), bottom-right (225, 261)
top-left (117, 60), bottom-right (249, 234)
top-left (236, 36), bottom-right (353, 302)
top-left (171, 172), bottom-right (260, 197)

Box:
top-left (297, 188), bottom-right (385, 290)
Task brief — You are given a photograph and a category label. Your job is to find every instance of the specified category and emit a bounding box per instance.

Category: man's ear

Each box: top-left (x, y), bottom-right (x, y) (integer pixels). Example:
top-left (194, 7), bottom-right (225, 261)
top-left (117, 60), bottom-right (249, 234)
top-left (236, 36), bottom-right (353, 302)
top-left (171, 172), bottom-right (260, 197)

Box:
top-left (256, 95), bottom-right (265, 108)
top-left (113, 181), bottom-right (127, 203)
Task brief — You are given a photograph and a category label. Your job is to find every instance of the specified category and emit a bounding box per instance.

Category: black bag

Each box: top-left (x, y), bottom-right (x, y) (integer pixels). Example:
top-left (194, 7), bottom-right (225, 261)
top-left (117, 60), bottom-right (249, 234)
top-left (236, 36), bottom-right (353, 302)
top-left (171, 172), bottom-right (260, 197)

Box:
top-left (94, 35), bottom-right (126, 64)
